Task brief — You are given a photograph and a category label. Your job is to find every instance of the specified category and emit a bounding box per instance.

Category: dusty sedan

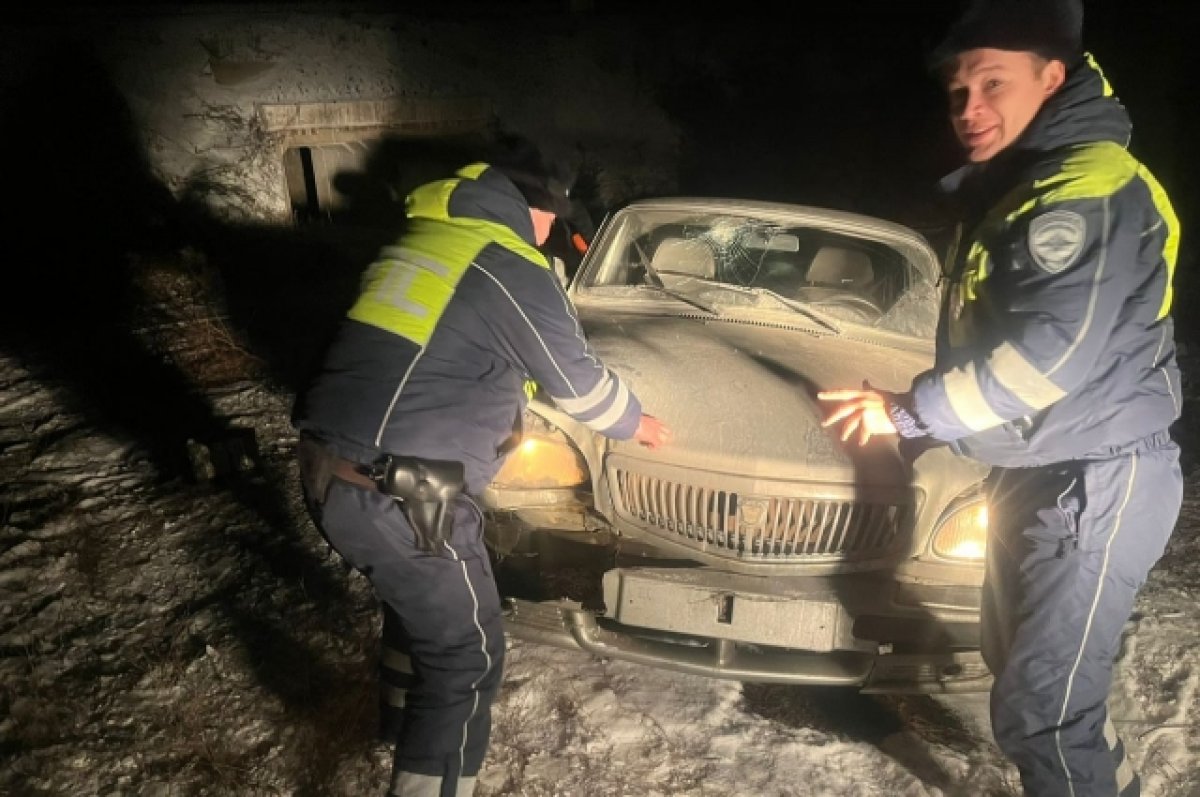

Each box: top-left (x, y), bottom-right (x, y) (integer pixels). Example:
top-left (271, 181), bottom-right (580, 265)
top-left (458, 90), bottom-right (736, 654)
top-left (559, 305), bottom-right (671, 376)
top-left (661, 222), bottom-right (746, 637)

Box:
top-left (482, 197), bottom-right (992, 694)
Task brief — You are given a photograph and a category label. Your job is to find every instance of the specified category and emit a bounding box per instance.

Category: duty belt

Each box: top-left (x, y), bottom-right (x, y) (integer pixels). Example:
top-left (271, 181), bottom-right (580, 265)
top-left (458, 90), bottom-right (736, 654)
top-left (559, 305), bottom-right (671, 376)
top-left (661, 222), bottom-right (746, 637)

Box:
top-left (329, 456), bottom-right (377, 491)
top-left (298, 435), bottom-right (465, 553)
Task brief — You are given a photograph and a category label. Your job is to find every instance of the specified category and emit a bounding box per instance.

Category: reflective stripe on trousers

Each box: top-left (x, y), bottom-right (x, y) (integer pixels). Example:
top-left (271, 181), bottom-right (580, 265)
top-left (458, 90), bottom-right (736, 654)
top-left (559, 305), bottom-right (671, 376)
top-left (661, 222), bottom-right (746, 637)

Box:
top-left (981, 438), bottom-right (1180, 796)
top-left (312, 479), bottom-right (504, 797)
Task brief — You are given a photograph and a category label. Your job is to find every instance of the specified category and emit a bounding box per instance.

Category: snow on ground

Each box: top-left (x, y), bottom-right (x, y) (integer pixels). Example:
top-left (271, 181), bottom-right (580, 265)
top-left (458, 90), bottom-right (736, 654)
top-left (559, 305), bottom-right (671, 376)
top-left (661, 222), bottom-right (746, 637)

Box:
top-left (2, 306), bottom-right (1199, 796)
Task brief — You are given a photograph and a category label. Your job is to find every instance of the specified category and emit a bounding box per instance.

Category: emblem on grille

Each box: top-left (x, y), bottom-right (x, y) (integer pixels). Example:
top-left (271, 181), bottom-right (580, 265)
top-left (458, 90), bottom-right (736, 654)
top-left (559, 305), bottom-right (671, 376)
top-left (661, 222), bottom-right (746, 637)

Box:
top-left (738, 498), bottom-right (768, 528)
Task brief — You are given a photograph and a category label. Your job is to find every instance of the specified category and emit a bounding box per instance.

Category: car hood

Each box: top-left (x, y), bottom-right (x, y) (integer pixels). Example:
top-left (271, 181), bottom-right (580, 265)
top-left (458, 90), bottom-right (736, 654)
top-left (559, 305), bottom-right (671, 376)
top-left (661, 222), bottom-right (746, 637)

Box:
top-left (580, 309), bottom-right (936, 485)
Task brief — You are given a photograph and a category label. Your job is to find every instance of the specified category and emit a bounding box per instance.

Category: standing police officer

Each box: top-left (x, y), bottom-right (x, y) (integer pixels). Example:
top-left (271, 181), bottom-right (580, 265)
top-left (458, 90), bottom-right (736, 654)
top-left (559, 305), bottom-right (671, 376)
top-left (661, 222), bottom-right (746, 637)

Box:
top-left (293, 135), bottom-right (669, 797)
top-left (819, 2), bottom-right (1181, 794)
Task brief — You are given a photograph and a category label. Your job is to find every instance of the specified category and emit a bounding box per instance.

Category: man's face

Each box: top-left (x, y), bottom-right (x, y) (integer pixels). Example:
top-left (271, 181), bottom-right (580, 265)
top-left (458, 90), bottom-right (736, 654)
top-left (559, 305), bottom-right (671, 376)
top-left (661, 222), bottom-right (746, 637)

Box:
top-left (945, 48), bottom-right (1066, 162)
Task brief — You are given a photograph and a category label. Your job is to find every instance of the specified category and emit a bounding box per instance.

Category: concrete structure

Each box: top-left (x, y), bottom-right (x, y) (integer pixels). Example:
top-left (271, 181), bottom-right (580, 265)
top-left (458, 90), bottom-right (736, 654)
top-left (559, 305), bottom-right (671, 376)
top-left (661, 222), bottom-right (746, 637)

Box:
top-left (2, 3), bottom-right (681, 226)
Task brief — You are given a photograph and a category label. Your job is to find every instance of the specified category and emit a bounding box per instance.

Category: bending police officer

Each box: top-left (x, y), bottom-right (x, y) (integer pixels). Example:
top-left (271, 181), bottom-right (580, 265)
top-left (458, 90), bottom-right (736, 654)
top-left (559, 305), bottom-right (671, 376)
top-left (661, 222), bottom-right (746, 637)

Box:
top-left (293, 137), bottom-right (669, 797)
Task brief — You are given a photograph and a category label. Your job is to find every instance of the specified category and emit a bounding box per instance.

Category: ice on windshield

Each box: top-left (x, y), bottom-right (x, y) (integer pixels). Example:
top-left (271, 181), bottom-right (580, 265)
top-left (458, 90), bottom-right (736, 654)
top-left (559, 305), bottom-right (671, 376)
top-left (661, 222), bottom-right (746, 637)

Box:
top-left (580, 207), bottom-right (938, 336)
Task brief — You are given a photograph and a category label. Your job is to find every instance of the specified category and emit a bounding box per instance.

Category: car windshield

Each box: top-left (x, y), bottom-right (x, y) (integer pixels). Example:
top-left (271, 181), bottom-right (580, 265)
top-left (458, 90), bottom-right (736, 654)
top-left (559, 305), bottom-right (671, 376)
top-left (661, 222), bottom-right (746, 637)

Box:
top-left (577, 206), bottom-right (940, 337)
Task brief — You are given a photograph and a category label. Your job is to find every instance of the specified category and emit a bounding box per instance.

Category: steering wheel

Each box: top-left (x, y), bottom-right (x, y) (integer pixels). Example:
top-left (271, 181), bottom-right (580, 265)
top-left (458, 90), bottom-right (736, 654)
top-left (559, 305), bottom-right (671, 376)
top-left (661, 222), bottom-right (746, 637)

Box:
top-left (811, 294), bottom-right (882, 314)
top-left (792, 287), bottom-right (883, 320)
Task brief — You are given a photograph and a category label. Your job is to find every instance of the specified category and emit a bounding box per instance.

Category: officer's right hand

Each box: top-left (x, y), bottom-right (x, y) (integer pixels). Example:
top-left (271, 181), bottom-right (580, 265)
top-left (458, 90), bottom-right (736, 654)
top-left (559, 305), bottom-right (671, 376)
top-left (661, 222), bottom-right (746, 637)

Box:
top-left (634, 414), bottom-right (671, 449)
top-left (817, 388), bottom-right (897, 446)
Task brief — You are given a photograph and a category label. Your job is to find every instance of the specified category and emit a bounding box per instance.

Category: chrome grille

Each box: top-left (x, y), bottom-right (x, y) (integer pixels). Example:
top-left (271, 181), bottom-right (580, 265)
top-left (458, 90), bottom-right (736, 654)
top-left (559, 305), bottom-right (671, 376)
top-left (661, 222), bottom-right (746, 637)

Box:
top-left (613, 469), bottom-right (906, 561)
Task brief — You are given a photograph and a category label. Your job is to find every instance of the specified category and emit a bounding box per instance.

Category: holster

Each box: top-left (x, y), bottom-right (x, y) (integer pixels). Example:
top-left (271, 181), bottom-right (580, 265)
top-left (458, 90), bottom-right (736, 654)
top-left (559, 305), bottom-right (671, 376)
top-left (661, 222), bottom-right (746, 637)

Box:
top-left (371, 454), bottom-right (466, 553)
top-left (297, 435), bottom-right (465, 553)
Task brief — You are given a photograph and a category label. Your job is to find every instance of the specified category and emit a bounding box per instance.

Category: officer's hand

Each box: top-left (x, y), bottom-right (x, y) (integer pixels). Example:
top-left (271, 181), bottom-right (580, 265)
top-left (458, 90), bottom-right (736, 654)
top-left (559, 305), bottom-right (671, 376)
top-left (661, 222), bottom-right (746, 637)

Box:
top-left (817, 389), bottom-right (897, 446)
top-left (634, 414), bottom-right (671, 449)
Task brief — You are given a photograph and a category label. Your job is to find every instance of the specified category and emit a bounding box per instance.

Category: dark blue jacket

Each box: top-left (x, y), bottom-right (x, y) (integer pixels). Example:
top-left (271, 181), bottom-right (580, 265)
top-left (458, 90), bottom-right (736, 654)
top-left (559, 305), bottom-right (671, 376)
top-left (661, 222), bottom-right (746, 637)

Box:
top-left (908, 55), bottom-right (1181, 466)
top-left (295, 163), bottom-right (641, 493)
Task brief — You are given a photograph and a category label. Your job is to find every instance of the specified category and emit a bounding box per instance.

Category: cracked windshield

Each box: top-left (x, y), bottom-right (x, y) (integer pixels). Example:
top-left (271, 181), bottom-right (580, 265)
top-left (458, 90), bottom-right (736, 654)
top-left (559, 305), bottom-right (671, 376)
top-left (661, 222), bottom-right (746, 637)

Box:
top-left (580, 208), bottom-right (939, 336)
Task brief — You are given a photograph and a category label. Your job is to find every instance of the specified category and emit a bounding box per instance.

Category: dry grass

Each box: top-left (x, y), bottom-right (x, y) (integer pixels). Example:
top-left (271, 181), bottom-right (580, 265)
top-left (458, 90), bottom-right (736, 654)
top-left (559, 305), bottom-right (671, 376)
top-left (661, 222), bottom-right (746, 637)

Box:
top-left (128, 249), bottom-right (265, 389)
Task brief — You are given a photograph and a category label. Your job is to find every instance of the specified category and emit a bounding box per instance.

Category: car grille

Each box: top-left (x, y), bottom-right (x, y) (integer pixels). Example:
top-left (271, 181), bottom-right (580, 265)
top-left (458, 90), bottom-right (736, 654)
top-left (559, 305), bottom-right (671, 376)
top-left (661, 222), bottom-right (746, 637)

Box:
top-left (613, 469), bottom-right (907, 562)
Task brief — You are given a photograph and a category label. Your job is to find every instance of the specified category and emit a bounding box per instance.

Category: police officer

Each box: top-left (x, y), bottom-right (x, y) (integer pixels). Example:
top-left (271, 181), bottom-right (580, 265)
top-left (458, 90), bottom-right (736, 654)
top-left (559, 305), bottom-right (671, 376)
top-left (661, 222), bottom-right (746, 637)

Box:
top-left (819, 1), bottom-right (1181, 794)
top-left (293, 135), bottom-right (669, 797)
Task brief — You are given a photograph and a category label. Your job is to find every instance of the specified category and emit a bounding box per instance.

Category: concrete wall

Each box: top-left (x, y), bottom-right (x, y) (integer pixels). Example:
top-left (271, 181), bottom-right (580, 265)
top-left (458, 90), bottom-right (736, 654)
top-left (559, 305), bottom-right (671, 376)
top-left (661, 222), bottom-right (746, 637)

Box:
top-left (3, 4), bottom-right (681, 225)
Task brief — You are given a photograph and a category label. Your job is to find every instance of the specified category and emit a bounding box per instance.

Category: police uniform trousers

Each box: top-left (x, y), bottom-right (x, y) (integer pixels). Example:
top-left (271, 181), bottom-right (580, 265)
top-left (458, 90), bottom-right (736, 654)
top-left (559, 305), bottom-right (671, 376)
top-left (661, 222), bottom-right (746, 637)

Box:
top-left (981, 430), bottom-right (1180, 797)
top-left (311, 476), bottom-right (505, 797)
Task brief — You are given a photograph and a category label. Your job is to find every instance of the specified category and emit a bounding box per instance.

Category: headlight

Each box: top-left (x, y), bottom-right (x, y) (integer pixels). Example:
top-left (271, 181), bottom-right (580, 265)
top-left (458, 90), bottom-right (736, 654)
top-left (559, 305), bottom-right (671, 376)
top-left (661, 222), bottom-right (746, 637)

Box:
top-left (491, 430), bottom-right (588, 489)
top-left (930, 497), bottom-right (988, 562)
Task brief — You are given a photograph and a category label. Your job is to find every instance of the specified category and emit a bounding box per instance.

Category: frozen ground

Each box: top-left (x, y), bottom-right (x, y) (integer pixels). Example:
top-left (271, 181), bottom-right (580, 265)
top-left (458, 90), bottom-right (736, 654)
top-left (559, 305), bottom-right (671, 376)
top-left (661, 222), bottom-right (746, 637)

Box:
top-left (1, 265), bottom-right (1199, 797)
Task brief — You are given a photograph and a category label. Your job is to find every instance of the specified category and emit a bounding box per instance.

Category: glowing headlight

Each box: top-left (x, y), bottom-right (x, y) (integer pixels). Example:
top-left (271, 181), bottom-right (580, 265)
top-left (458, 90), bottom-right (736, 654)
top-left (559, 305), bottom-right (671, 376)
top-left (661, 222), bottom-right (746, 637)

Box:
top-left (491, 432), bottom-right (588, 489)
top-left (931, 499), bottom-right (988, 562)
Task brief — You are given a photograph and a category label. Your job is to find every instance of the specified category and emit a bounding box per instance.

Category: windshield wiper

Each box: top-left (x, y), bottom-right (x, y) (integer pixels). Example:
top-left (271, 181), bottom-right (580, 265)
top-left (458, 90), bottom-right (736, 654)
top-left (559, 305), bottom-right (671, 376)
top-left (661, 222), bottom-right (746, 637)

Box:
top-left (706, 283), bottom-right (842, 334)
top-left (633, 239), bottom-right (720, 317)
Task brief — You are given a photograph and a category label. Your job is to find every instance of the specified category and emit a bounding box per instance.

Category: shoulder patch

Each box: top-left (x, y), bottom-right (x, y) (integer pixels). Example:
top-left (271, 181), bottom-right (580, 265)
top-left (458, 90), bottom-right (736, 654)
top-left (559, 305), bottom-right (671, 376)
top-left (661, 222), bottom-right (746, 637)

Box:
top-left (1028, 210), bottom-right (1086, 273)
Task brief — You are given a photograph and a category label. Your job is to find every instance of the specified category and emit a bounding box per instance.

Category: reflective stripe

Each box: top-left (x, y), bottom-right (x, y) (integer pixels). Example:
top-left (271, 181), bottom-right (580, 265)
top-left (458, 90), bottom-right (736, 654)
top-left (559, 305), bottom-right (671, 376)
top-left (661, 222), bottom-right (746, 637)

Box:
top-left (1085, 52), bottom-right (1115, 98)
top-left (1116, 750), bottom-right (1136, 793)
top-left (1138, 165), bottom-right (1180, 319)
top-left (375, 346), bottom-right (426, 448)
top-left (552, 278), bottom-right (599, 369)
top-left (584, 378), bottom-right (631, 433)
top-left (441, 540), bottom-right (494, 782)
top-left (1104, 717), bottom-right (1118, 749)
top-left (382, 646), bottom-right (414, 674)
top-left (457, 162), bottom-right (488, 180)
top-left (943, 362), bottom-right (1004, 432)
top-left (381, 682), bottom-right (407, 709)
top-left (1104, 721), bottom-right (1138, 794)
top-left (1155, 326), bottom-right (1179, 416)
top-left (1000, 124), bottom-right (1177, 323)
top-left (351, 163), bottom-right (552, 347)
top-left (473, 264), bottom-right (580, 397)
top-left (1113, 739), bottom-right (1136, 793)
top-left (390, 775), bottom-right (476, 797)
top-left (349, 250), bottom-right (471, 347)
top-left (1035, 141), bottom-right (1137, 202)
top-left (988, 342), bottom-right (1066, 411)
top-left (961, 242), bottom-right (991, 301)
top-left (1047, 198), bottom-right (1109, 377)
top-left (405, 166), bottom-right (549, 270)
top-left (1054, 453), bottom-right (1139, 795)
top-left (552, 370), bottom-right (613, 414)
top-left (378, 246), bottom-right (452, 277)
top-left (388, 772), bottom-right (442, 797)
top-left (406, 177), bottom-right (461, 223)
top-left (1009, 142), bottom-right (1137, 222)
top-left (950, 242), bottom-right (989, 348)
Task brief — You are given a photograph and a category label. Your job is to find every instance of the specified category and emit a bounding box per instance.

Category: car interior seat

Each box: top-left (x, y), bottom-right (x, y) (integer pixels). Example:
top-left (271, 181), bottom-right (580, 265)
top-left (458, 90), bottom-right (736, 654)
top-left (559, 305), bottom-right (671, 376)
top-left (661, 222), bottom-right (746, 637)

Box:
top-left (650, 237), bottom-right (717, 279)
top-left (805, 246), bottom-right (875, 290)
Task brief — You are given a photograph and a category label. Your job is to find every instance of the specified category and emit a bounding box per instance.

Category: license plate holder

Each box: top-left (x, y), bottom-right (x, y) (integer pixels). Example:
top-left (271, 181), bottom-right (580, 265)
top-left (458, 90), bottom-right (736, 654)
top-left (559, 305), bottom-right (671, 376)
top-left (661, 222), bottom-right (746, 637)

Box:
top-left (602, 568), bottom-right (853, 652)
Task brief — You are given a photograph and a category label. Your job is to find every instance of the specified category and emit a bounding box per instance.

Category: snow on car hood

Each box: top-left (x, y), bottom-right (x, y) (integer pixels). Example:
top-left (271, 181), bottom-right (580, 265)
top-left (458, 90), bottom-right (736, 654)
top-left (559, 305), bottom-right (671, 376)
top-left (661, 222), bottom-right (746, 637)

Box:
top-left (579, 309), bottom-right (935, 485)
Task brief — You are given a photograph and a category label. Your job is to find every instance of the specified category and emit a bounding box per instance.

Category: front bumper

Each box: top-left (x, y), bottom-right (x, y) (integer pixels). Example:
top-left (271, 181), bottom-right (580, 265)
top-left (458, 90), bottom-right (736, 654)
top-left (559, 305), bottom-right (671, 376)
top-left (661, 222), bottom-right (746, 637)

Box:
top-left (501, 597), bottom-right (992, 694)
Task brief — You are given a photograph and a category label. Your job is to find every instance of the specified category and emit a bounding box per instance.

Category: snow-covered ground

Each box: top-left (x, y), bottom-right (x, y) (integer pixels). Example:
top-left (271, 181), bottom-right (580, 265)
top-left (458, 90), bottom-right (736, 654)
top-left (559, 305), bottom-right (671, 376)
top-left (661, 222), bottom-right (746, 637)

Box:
top-left (2, 265), bottom-right (1199, 796)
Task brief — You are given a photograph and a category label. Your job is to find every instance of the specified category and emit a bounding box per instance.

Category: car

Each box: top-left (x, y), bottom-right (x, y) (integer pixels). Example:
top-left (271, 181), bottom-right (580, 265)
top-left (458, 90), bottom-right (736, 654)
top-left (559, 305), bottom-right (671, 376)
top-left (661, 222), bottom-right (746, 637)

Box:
top-left (481, 196), bottom-right (993, 694)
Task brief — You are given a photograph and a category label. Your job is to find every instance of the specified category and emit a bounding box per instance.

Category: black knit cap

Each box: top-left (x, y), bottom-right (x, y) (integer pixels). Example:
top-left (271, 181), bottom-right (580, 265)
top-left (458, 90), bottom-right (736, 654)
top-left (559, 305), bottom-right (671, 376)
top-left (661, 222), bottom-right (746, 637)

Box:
top-left (927, 0), bottom-right (1085, 71)
top-left (487, 132), bottom-right (573, 217)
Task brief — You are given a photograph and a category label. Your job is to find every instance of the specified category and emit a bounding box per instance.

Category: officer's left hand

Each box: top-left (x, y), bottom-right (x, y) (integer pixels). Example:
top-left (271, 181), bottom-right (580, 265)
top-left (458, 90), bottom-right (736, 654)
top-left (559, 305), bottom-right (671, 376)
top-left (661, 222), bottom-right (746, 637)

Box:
top-left (817, 388), bottom-right (897, 446)
top-left (634, 414), bottom-right (671, 449)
